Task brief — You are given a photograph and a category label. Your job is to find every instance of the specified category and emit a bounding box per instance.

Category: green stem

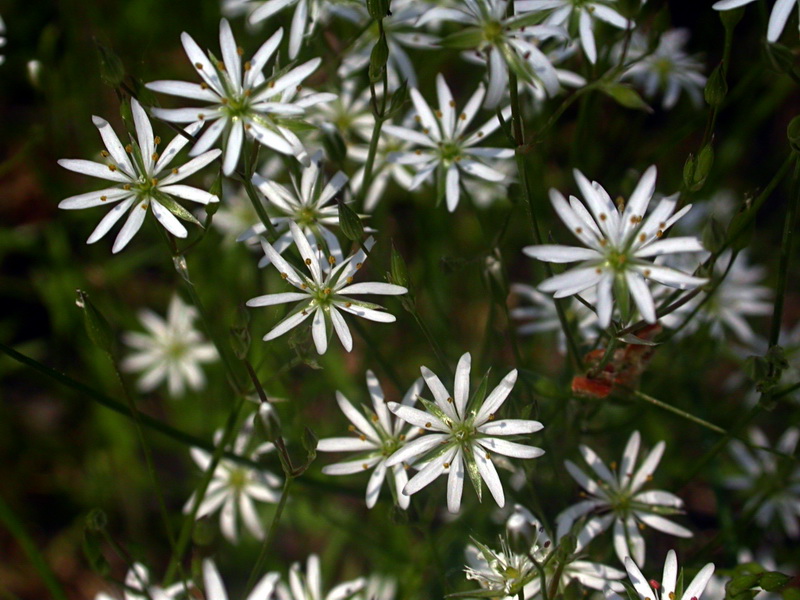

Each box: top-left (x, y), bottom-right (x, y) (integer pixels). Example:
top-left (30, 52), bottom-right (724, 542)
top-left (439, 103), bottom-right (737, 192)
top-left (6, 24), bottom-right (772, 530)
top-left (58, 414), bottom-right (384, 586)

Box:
top-left (0, 495), bottom-right (69, 600)
top-left (246, 477), bottom-right (293, 591)
top-left (632, 390), bottom-right (726, 435)
top-left (350, 319), bottom-right (405, 390)
top-left (410, 308), bottom-right (452, 378)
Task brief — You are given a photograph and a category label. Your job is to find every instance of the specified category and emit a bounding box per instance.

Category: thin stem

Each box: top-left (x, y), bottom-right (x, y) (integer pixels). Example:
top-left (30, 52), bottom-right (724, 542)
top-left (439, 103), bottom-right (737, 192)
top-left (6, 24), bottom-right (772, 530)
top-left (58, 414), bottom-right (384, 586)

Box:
top-left (632, 390), bottom-right (726, 435)
top-left (246, 477), bottom-right (293, 591)
top-left (410, 309), bottom-right (452, 378)
top-left (0, 495), bottom-right (69, 600)
top-left (350, 319), bottom-right (405, 390)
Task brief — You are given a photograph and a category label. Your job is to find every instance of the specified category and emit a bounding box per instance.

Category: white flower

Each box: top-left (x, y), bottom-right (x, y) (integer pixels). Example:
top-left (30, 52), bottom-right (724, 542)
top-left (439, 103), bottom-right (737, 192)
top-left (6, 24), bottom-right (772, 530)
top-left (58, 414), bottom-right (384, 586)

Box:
top-left (384, 74), bottom-right (514, 212)
top-left (419, 0), bottom-right (566, 106)
top-left (147, 19), bottom-right (328, 174)
top-left (333, 0), bottom-right (441, 89)
top-left (385, 352), bottom-right (545, 513)
top-left (556, 431), bottom-right (692, 565)
top-left (238, 156), bottom-right (349, 268)
top-left (712, 0), bottom-right (798, 43)
top-left (245, 0), bottom-right (333, 59)
top-left (58, 99), bottom-right (220, 253)
top-left (352, 576), bottom-right (397, 600)
top-left (607, 550), bottom-right (715, 600)
top-left (660, 251), bottom-right (772, 345)
top-left (185, 408), bottom-right (282, 543)
top-left (0, 15), bottom-right (6, 66)
top-left (466, 508), bottom-right (625, 599)
top-left (318, 372), bottom-right (424, 509)
top-left (523, 166), bottom-right (707, 328)
top-left (201, 559), bottom-right (280, 600)
top-left (620, 29), bottom-right (707, 110)
top-left (724, 427), bottom-right (800, 538)
top-left (246, 221), bottom-right (407, 354)
top-left (95, 563), bottom-right (187, 600)
top-left (121, 295), bottom-right (218, 397)
top-left (516, 0), bottom-right (631, 64)
top-left (510, 283), bottom-right (598, 349)
top-left (276, 555), bottom-right (365, 600)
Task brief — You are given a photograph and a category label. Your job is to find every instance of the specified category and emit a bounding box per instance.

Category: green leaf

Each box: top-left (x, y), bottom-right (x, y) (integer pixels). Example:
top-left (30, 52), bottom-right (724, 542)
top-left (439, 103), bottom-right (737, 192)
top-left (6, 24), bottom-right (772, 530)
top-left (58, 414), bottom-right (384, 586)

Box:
top-left (601, 83), bottom-right (653, 113)
top-left (440, 28), bottom-right (484, 49)
top-left (727, 574), bottom-right (763, 596)
top-left (760, 572), bottom-right (791, 592)
top-left (154, 192), bottom-right (203, 226)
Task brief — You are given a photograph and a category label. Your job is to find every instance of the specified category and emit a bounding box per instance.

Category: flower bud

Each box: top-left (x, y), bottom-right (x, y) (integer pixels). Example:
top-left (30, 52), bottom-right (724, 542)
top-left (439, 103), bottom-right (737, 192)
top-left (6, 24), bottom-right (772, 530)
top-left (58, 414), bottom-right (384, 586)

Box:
top-left (338, 200), bottom-right (364, 242)
top-left (94, 39), bottom-right (125, 88)
top-left (76, 290), bottom-right (115, 355)
top-left (704, 65), bottom-right (727, 107)
top-left (369, 33), bottom-right (389, 83)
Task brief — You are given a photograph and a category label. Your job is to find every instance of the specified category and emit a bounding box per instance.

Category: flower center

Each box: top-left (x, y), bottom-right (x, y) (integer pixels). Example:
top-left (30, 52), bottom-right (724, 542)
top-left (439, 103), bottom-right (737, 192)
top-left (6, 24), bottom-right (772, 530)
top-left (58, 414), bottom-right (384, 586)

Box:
top-left (483, 21), bottom-right (504, 44)
top-left (228, 467), bottom-right (249, 490)
top-left (439, 141), bottom-right (462, 165)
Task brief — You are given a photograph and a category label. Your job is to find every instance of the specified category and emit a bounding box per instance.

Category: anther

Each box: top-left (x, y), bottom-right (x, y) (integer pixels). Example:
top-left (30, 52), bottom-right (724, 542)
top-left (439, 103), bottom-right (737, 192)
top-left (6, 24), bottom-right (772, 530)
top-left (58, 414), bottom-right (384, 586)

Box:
top-left (595, 268), bottom-right (602, 274)
top-left (200, 82), bottom-right (208, 89)
top-left (140, 203), bottom-right (147, 210)
top-left (281, 272), bottom-right (288, 279)
top-left (447, 397), bottom-right (453, 403)
top-left (656, 230), bottom-right (664, 238)
top-left (346, 276), bottom-right (353, 283)
top-left (443, 462), bottom-right (450, 469)
top-left (575, 227), bottom-right (583, 234)
top-left (599, 213), bottom-right (607, 221)
top-left (477, 131), bottom-right (484, 137)
top-left (356, 262), bottom-right (363, 269)
top-left (435, 110), bottom-right (443, 118)
top-left (172, 168), bottom-right (179, 174)
top-left (100, 150), bottom-right (109, 157)
top-left (359, 434), bottom-right (366, 441)
top-left (296, 85), bottom-right (302, 92)
top-left (328, 256), bottom-right (336, 265)
top-left (639, 233), bottom-right (646, 242)
top-left (244, 61), bottom-right (251, 71)
top-left (151, 178), bottom-right (158, 186)
top-left (485, 452), bottom-right (490, 458)
top-left (460, 113), bottom-right (466, 120)
top-left (100, 195), bottom-right (107, 202)
top-left (399, 434), bottom-right (406, 441)
top-left (123, 184), bottom-right (131, 190)
top-left (125, 144), bottom-right (133, 153)
top-left (198, 114), bottom-right (205, 120)
top-left (348, 425), bottom-right (356, 432)
top-left (151, 152), bottom-right (159, 161)
top-left (324, 288), bottom-right (332, 295)
top-left (301, 283), bottom-right (307, 289)
top-left (195, 62), bottom-right (203, 69)
top-left (305, 258), bottom-right (312, 265)
top-left (643, 269), bottom-right (651, 276)
top-left (425, 422), bottom-right (431, 428)
top-left (487, 413), bottom-right (495, 421)
top-left (216, 61), bottom-right (225, 71)
top-left (371, 415), bottom-right (378, 422)
top-left (154, 136), bottom-right (161, 145)
top-left (345, 302), bottom-right (352, 307)
top-left (237, 46), bottom-right (244, 56)
top-left (362, 463), bottom-right (369, 470)
top-left (108, 164), bottom-right (117, 172)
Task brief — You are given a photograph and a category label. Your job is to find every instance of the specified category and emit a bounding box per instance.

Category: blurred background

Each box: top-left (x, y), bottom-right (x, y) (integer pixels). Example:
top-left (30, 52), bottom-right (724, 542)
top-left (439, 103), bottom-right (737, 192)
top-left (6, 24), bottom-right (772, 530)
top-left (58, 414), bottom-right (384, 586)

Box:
top-left (1, 0), bottom-right (799, 598)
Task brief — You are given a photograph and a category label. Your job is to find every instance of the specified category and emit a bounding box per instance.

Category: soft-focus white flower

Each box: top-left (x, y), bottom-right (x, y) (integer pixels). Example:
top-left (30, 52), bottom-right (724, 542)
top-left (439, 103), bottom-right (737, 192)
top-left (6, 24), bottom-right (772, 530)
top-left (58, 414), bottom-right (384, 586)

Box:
top-left (236, 0), bottom-right (334, 58)
top-left (147, 19), bottom-right (331, 174)
top-left (712, 0), bottom-right (798, 43)
top-left (58, 99), bottom-right (220, 253)
top-left (510, 283), bottom-right (599, 349)
top-left (352, 575), bottom-right (397, 600)
top-left (466, 508), bottom-right (624, 599)
top-left (419, 0), bottom-right (566, 106)
top-left (333, 0), bottom-right (441, 89)
top-left (276, 555), bottom-right (365, 600)
top-left (318, 372), bottom-right (424, 509)
top-left (724, 427), bottom-right (800, 538)
top-left (385, 352), bottom-right (545, 513)
top-left (660, 251), bottom-right (772, 345)
top-left (308, 80), bottom-right (375, 144)
top-left (620, 29), bottom-right (707, 110)
top-left (238, 156), bottom-right (349, 268)
top-left (384, 74), bottom-right (514, 212)
top-left (121, 295), bottom-right (218, 397)
top-left (524, 166), bottom-right (707, 328)
top-left (516, 0), bottom-right (631, 64)
top-left (201, 559), bottom-right (280, 600)
top-left (185, 408), bottom-right (282, 543)
top-left (0, 15), bottom-right (6, 66)
top-left (247, 221), bottom-right (407, 354)
top-left (95, 563), bottom-right (187, 600)
top-left (556, 431), bottom-right (692, 565)
top-left (606, 551), bottom-right (715, 600)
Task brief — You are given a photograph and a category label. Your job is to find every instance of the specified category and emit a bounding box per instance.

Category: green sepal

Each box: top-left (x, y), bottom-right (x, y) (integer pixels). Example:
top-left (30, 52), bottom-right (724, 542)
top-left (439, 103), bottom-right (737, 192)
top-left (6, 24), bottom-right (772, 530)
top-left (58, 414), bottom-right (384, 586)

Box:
top-left (601, 83), bottom-right (653, 113)
top-left (338, 200), bottom-right (365, 242)
top-left (76, 290), bottom-right (115, 355)
top-left (464, 447), bottom-right (483, 502)
top-left (419, 397), bottom-right (451, 424)
top-left (704, 64), bottom-right (727, 107)
top-left (153, 191), bottom-right (203, 226)
top-left (369, 33), bottom-right (389, 82)
top-left (439, 28), bottom-right (485, 49)
top-left (94, 39), bottom-right (125, 88)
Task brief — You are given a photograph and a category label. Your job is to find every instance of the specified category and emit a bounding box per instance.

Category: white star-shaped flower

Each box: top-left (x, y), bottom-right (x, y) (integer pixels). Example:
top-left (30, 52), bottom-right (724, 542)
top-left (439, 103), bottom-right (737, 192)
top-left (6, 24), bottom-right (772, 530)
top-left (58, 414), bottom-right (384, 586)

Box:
top-left (147, 19), bottom-right (331, 174)
top-left (556, 430), bottom-right (692, 566)
top-left (713, 0), bottom-right (798, 43)
top-left (384, 74), bottom-right (514, 212)
top-left (419, 0), bottom-right (567, 106)
top-left (201, 559), bottom-right (280, 600)
top-left (619, 29), bottom-right (707, 111)
top-left (121, 295), bottom-right (218, 397)
top-left (185, 408), bottom-right (282, 544)
top-left (523, 166), bottom-right (707, 328)
top-left (94, 563), bottom-right (187, 600)
top-left (385, 352), bottom-right (544, 513)
top-left (58, 99), bottom-right (220, 253)
top-left (237, 156), bottom-right (349, 268)
top-left (516, 0), bottom-right (631, 64)
top-left (247, 221), bottom-right (407, 354)
top-left (318, 371), bottom-right (424, 509)
top-left (724, 427), bottom-right (800, 538)
top-left (606, 550), bottom-right (715, 600)
top-left (276, 555), bottom-right (365, 600)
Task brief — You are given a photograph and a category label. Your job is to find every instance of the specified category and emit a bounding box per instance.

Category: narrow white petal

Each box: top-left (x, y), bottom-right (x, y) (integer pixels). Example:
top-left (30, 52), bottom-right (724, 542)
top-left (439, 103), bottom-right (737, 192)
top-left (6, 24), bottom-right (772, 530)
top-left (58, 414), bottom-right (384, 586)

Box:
top-left (146, 80), bottom-right (218, 102)
top-left (58, 159), bottom-right (131, 183)
top-left (478, 419), bottom-right (543, 435)
top-left (447, 449), bottom-right (465, 513)
top-left (445, 164), bottom-right (461, 212)
top-left (385, 433), bottom-right (448, 467)
top-left (404, 446), bottom-right (455, 495)
top-left (630, 441), bottom-right (665, 491)
top-left (453, 353), bottom-right (471, 421)
top-left (477, 437), bottom-right (544, 459)
top-left (475, 368), bottom-right (518, 424)
top-left (682, 563), bottom-right (716, 600)
top-left (112, 199), bottom-right (148, 253)
top-left (247, 292), bottom-right (309, 307)
top-left (387, 403), bottom-right (447, 432)
top-left (637, 513), bottom-right (692, 537)
top-left (317, 437), bottom-right (376, 452)
top-left (767, 0), bottom-right (795, 42)
top-left (623, 556), bottom-right (653, 600)
top-left (474, 446), bottom-right (505, 507)
top-left (203, 560), bottom-right (229, 600)
top-left (151, 200), bottom-right (188, 238)
top-left (625, 270), bottom-right (657, 323)
top-left (524, 245), bottom-right (601, 263)
top-left (365, 461), bottom-right (387, 508)
top-left (336, 282), bottom-right (407, 296)
top-left (263, 307), bottom-right (313, 341)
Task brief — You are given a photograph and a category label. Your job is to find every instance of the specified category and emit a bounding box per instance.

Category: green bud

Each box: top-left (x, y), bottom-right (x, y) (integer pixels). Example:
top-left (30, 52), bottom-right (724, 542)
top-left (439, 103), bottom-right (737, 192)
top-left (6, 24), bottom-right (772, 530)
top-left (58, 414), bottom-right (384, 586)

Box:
top-left (369, 34), bottom-right (389, 83)
top-left (720, 6), bottom-right (745, 30)
top-left (702, 216), bottom-right (726, 254)
top-left (727, 574), bottom-right (762, 597)
top-left (229, 324), bottom-right (251, 361)
top-left (302, 426), bottom-right (318, 461)
top-left (685, 144), bottom-right (714, 192)
top-left (743, 355), bottom-right (770, 384)
top-left (173, 255), bottom-right (192, 283)
top-left (83, 529), bottom-right (110, 575)
top-left (321, 128), bottom-right (348, 165)
top-left (704, 64), bottom-right (728, 107)
top-left (192, 517), bottom-right (216, 547)
top-left (787, 116), bottom-right (800, 153)
top-left (484, 250), bottom-right (508, 306)
top-left (338, 200), bottom-right (364, 242)
top-left (601, 83), bottom-right (653, 113)
top-left (683, 153), bottom-right (696, 190)
top-left (76, 290), bottom-right (115, 355)
top-left (388, 79), bottom-right (409, 117)
top-left (94, 39), bottom-right (125, 88)
top-left (727, 203), bottom-right (755, 252)
top-left (554, 533), bottom-right (577, 561)
top-left (366, 0), bottom-right (391, 19)
top-left (85, 508), bottom-right (108, 532)
top-left (119, 99), bottom-right (134, 130)
top-left (760, 572), bottom-right (791, 592)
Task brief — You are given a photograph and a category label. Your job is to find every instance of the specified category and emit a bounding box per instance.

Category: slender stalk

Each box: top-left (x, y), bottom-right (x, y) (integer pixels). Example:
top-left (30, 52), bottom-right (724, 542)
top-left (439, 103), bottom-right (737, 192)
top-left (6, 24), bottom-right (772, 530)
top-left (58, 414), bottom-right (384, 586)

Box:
top-left (350, 319), bottom-right (405, 390)
top-left (409, 308), bottom-right (452, 378)
top-left (246, 477), bottom-right (293, 591)
top-left (0, 495), bottom-right (69, 600)
top-left (632, 391), bottom-right (726, 435)
top-left (508, 70), bottom-right (583, 371)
